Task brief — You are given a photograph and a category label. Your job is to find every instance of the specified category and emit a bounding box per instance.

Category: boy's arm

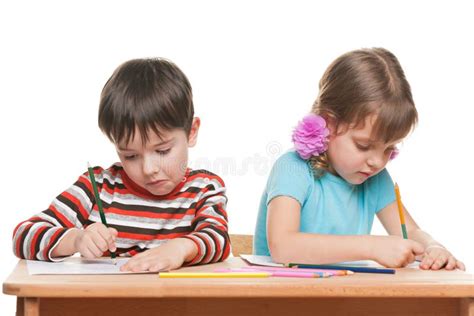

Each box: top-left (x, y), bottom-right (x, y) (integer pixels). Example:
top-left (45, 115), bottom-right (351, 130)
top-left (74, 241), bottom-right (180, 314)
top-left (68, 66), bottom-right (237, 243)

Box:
top-left (181, 175), bottom-right (230, 265)
top-left (267, 196), bottom-right (424, 267)
top-left (12, 171), bottom-right (95, 261)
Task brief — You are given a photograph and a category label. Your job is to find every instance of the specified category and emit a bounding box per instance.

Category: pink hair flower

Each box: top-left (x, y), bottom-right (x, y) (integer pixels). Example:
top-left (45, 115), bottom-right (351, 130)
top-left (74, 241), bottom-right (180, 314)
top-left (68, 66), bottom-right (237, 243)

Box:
top-left (292, 114), bottom-right (329, 159)
top-left (389, 147), bottom-right (399, 160)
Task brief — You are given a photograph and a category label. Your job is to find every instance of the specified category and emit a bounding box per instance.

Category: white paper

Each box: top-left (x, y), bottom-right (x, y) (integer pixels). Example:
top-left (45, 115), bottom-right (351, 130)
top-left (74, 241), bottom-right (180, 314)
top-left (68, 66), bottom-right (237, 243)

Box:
top-left (240, 254), bottom-right (420, 269)
top-left (25, 257), bottom-right (148, 275)
top-left (240, 254), bottom-right (284, 267)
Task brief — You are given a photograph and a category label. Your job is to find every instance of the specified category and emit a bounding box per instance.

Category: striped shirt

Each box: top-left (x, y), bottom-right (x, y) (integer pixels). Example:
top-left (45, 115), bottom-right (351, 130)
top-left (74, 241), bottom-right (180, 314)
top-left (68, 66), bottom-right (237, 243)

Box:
top-left (12, 164), bottom-right (230, 265)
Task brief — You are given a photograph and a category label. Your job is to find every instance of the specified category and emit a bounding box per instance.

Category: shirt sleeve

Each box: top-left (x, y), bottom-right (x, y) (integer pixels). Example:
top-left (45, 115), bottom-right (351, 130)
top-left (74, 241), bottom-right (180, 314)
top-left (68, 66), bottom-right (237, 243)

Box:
top-left (181, 174), bottom-right (230, 265)
top-left (12, 169), bottom-right (98, 261)
top-left (266, 152), bottom-right (312, 207)
top-left (374, 168), bottom-right (396, 213)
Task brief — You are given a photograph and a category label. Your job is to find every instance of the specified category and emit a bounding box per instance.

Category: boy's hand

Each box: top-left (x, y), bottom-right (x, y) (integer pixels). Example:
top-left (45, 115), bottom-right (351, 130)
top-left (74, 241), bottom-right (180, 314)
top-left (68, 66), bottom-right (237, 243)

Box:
top-left (74, 223), bottom-right (117, 258)
top-left (370, 236), bottom-right (425, 268)
top-left (120, 238), bottom-right (197, 272)
top-left (419, 245), bottom-right (465, 271)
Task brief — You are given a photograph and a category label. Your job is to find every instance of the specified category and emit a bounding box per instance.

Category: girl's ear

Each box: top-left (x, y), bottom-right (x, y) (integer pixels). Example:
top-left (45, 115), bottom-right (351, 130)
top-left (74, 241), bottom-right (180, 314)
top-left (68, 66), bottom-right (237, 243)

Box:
top-left (187, 117), bottom-right (200, 147)
top-left (325, 115), bottom-right (339, 137)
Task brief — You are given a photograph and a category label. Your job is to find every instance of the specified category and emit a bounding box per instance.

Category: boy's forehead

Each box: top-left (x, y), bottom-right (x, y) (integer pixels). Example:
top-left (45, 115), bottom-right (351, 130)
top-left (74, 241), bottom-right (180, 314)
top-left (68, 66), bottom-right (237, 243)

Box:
top-left (117, 127), bottom-right (173, 149)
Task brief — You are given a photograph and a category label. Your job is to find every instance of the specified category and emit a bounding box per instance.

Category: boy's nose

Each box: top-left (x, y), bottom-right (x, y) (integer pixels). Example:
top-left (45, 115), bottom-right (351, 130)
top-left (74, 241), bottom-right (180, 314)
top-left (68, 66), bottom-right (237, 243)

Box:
top-left (142, 156), bottom-right (160, 176)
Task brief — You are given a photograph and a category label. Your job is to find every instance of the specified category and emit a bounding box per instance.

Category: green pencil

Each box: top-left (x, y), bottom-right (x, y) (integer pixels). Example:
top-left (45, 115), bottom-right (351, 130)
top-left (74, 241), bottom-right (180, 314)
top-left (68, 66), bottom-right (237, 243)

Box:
top-left (87, 162), bottom-right (116, 263)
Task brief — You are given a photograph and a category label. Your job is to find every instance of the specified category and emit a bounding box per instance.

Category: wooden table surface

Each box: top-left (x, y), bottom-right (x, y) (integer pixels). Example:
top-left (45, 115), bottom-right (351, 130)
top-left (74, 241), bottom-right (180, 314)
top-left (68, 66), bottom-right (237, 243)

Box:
top-left (3, 257), bottom-right (474, 316)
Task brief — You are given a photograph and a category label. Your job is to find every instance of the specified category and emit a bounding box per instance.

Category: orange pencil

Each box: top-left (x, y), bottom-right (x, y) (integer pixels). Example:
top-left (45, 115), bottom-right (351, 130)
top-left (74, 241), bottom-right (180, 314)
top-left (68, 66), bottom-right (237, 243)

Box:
top-left (394, 183), bottom-right (408, 239)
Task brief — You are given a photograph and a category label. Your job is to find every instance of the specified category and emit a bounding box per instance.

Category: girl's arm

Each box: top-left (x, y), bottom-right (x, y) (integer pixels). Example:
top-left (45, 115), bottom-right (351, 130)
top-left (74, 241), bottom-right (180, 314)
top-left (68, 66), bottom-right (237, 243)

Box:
top-left (377, 202), bottom-right (465, 270)
top-left (267, 196), bottom-right (423, 266)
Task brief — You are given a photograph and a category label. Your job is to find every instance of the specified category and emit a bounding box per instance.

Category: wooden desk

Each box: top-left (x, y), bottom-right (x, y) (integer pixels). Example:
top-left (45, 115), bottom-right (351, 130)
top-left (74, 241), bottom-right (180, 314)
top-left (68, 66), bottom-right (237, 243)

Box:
top-left (3, 257), bottom-right (474, 316)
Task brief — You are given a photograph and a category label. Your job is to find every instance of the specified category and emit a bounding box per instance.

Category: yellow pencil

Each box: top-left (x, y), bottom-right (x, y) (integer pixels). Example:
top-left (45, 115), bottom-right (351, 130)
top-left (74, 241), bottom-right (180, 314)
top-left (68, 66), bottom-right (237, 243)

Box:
top-left (394, 183), bottom-right (408, 239)
top-left (159, 272), bottom-right (270, 278)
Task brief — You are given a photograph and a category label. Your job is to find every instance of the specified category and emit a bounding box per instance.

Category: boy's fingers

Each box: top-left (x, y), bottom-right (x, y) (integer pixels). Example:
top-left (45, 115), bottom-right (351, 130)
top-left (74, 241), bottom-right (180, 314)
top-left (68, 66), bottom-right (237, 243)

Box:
top-left (96, 227), bottom-right (116, 250)
top-left (109, 227), bottom-right (119, 237)
top-left (91, 232), bottom-right (109, 252)
top-left (86, 242), bottom-right (103, 258)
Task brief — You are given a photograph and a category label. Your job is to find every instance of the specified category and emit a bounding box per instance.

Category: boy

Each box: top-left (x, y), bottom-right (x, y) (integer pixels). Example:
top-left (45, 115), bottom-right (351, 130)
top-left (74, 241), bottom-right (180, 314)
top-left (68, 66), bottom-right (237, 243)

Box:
top-left (12, 58), bottom-right (230, 272)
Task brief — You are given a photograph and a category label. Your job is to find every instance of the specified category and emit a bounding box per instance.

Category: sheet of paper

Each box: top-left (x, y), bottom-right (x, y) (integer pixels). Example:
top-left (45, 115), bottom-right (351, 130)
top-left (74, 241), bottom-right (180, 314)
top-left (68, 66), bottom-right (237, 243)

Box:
top-left (26, 257), bottom-right (149, 275)
top-left (240, 254), bottom-right (420, 269)
top-left (324, 260), bottom-right (420, 269)
top-left (240, 254), bottom-right (284, 267)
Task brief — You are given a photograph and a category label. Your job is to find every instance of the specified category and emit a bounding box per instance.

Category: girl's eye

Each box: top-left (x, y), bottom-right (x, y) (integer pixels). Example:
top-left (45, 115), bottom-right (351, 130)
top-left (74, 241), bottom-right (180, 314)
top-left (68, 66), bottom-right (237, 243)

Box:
top-left (124, 155), bottom-right (137, 160)
top-left (157, 149), bottom-right (171, 155)
top-left (356, 143), bottom-right (370, 151)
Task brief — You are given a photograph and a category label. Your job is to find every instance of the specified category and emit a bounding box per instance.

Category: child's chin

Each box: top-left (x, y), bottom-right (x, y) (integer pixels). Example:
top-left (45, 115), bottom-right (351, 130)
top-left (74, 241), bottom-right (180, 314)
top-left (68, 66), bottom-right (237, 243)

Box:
top-left (144, 183), bottom-right (174, 196)
top-left (346, 177), bottom-right (366, 185)
top-left (148, 188), bottom-right (173, 196)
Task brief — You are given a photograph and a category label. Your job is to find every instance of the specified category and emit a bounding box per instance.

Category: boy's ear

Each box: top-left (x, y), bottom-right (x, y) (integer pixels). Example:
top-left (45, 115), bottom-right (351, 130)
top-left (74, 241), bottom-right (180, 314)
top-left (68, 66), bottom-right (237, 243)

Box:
top-left (187, 117), bottom-right (200, 147)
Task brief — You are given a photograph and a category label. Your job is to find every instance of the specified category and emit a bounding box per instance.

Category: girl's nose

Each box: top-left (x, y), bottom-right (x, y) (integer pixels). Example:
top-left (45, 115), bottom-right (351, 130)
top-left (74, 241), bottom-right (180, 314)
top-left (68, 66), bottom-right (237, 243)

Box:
top-left (367, 155), bottom-right (384, 169)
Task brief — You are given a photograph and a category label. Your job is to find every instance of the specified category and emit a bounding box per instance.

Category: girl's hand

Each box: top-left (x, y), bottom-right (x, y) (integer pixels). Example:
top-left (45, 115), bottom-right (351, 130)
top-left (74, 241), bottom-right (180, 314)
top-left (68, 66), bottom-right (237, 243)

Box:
top-left (74, 223), bottom-right (117, 258)
top-left (120, 238), bottom-right (197, 272)
top-left (420, 245), bottom-right (465, 271)
top-left (370, 236), bottom-right (425, 268)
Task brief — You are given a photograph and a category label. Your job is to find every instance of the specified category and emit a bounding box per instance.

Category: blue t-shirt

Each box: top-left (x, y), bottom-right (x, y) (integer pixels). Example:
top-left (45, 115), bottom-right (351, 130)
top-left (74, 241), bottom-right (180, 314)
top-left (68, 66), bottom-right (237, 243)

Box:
top-left (254, 151), bottom-right (396, 256)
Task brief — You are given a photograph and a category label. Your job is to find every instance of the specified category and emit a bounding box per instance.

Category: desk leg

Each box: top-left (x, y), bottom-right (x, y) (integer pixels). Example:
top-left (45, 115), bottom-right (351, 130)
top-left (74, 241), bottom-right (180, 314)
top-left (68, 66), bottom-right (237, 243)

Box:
top-left (16, 297), bottom-right (24, 316)
top-left (24, 298), bottom-right (40, 316)
top-left (461, 298), bottom-right (474, 316)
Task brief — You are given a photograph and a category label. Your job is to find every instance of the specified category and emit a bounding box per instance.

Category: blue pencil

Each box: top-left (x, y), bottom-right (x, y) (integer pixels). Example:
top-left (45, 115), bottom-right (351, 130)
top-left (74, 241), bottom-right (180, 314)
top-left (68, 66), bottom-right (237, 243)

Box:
top-left (289, 263), bottom-right (395, 274)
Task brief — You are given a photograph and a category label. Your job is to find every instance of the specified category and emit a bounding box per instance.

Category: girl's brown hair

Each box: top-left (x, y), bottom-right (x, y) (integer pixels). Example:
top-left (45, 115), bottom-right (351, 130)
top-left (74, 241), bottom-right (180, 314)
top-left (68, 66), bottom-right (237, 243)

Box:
top-left (309, 48), bottom-right (418, 173)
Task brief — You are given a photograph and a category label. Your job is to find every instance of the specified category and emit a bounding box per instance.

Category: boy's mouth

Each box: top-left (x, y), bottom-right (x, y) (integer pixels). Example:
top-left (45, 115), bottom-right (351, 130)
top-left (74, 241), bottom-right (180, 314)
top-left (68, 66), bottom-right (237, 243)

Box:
top-left (147, 179), bottom-right (167, 186)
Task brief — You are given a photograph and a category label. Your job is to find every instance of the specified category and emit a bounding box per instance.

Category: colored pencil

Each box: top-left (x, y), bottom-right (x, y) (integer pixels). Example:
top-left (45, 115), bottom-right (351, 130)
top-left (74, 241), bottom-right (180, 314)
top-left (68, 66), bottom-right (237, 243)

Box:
top-left (214, 268), bottom-right (330, 278)
top-left (234, 265), bottom-right (352, 276)
top-left (394, 183), bottom-right (408, 239)
top-left (159, 272), bottom-right (271, 278)
top-left (288, 263), bottom-right (395, 274)
top-left (87, 162), bottom-right (116, 263)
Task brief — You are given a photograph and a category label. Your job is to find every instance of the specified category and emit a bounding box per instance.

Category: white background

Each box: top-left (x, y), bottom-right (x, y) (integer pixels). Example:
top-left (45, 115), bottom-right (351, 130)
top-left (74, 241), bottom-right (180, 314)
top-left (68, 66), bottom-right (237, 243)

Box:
top-left (1, 1), bottom-right (473, 313)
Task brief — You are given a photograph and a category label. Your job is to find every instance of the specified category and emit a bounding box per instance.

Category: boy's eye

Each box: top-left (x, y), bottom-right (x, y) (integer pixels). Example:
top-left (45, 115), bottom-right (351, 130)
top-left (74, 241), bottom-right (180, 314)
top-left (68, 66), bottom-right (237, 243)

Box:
top-left (157, 149), bottom-right (171, 155)
top-left (124, 154), bottom-right (137, 160)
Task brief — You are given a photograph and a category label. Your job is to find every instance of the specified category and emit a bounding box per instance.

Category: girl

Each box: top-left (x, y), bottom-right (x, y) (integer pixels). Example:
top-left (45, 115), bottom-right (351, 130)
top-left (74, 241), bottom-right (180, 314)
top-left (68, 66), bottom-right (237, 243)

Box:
top-left (254, 48), bottom-right (464, 270)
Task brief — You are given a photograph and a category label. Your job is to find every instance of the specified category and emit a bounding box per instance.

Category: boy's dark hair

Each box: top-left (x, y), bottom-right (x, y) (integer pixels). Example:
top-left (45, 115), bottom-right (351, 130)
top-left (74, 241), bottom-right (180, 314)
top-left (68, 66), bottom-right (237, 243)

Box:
top-left (98, 58), bottom-right (194, 145)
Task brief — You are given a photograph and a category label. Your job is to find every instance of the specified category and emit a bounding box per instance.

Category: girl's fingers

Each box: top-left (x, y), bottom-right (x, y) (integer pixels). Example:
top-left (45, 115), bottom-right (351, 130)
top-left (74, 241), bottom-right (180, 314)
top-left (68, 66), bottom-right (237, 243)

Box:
top-left (456, 260), bottom-right (466, 271)
top-left (445, 256), bottom-right (456, 270)
top-left (431, 255), bottom-right (447, 270)
top-left (420, 256), bottom-right (433, 269)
